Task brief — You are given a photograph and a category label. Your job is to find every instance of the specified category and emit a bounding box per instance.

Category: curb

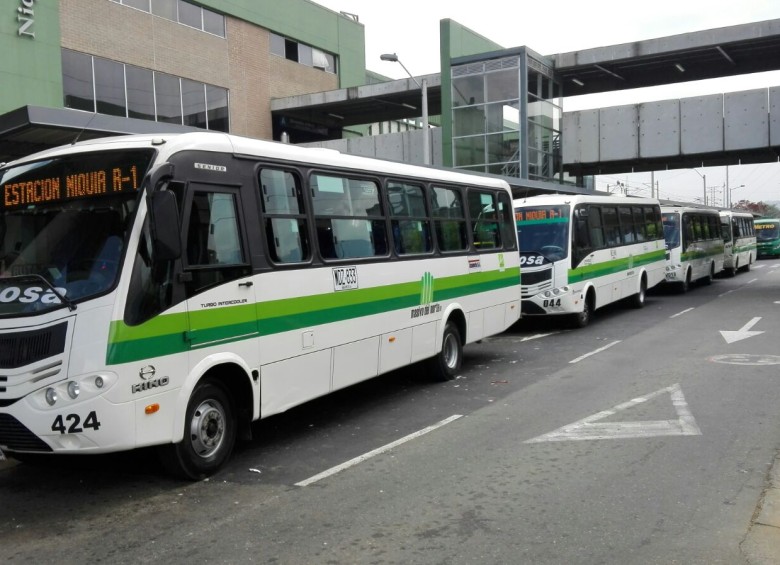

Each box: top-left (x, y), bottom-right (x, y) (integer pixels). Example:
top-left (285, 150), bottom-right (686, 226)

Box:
top-left (742, 453), bottom-right (780, 564)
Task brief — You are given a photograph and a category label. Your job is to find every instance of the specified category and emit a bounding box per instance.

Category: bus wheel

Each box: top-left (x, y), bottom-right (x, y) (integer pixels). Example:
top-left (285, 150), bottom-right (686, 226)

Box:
top-left (679, 269), bottom-right (691, 293)
top-left (743, 256), bottom-right (752, 272)
top-left (631, 277), bottom-right (647, 309)
top-left (159, 380), bottom-right (236, 480)
top-left (428, 321), bottom-right (462, 381)
top-left (571, 293), bottom-right (593, 328)
top-left (703, 263), bottom-right (714, 285)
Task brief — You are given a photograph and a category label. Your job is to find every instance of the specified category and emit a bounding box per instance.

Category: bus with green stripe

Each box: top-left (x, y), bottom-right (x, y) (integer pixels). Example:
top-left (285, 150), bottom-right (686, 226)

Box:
top-left (719, 209), bottom-right (756, 275)
top-left (661, 204), bottom-right (725, 291)
top-left (0, 132), bottom-right (521, 479)
top-left (754, 218), bottom-right (780, 258)
top-left (513, 194), bottom-right (666, 327)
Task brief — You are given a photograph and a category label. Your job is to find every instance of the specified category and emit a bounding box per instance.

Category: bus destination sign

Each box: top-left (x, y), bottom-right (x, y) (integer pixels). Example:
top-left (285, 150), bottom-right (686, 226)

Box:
top-left (516, 207), bottom-right (567, 222)
top-left (3, 166), bottom-right (140, 209)
top-left (1, 150), bottom-right (153, 211)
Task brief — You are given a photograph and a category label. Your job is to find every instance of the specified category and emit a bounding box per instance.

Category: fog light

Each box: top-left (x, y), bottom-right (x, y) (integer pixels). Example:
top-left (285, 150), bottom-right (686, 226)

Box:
top-left (45, 387), bottom-right (58, 406)
top-left (94, 376), bottom-right (104, 389)
top-left (67, 381), bottom-right (80, 399)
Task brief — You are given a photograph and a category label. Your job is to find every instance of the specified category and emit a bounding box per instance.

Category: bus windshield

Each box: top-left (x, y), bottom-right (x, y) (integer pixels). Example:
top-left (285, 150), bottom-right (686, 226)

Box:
top-left (662, 212), bottom-right (680, 249)
top-left (515, 205), bottom-right (570, 262)
top-left (0, 149), bottom-right (154, 316)
top-left (755, 222), bottom-right (780, 241)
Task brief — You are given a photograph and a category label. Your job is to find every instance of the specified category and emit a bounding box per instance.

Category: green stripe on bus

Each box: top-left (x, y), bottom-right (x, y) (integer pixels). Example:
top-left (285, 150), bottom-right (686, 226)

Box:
top-left (680, 246), bottom-right (725, 261)
top-left (106, 267), bottom-right (520, 365)
top-left (567, 249), bottom-right (666, 283)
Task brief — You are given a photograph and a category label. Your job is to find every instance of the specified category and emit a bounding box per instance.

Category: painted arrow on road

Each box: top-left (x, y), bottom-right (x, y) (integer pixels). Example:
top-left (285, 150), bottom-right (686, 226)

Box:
top-left (524, 384), bottom-right (701, 443)
top-left (719, 317), bottom-right (764, 344)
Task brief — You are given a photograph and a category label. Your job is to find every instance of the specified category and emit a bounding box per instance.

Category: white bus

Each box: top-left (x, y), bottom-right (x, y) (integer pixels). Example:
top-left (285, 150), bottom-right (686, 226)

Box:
top-left (719, 209), bottom-right (756, 276)
top-left (514, 194), bottom-right (666, 327)
top-left (661, 205), bottom-right (725, 291)
top-left (0, 132), bottom-right (521, 478)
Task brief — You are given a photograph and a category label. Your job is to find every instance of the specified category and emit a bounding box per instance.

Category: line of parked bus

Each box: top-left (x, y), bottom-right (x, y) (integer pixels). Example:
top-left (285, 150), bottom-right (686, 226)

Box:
top-left (0, 130), bottom-right (777, 478)
top-left (513, 194), bottom-right (765, 328)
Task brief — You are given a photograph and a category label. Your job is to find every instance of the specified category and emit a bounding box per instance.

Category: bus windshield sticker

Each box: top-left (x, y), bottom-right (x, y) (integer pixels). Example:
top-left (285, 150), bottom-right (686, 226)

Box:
top-left (332, 266), bottom-right (358, 291)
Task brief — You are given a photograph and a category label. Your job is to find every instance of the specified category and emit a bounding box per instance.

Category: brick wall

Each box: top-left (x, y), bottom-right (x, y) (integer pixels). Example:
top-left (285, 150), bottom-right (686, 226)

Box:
top-left (60, 0), bottom-right (339, 140)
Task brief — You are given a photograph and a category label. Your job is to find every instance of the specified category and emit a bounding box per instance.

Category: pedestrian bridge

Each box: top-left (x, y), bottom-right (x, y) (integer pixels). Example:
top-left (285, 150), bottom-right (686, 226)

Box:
top-left (562, 87), bottom-right (780, 178)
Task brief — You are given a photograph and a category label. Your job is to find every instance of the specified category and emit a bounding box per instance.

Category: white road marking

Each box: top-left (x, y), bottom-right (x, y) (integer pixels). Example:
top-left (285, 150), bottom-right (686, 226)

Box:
top-left (720, 317), bottom-right (764, 344)
top-left (753, 264), bottom-right (766, 269)
top-left (521, 332), bottom-right (560, 342)
top-left (747, 278), bottom-right (758, 284)
top-left (670, 307), bottom-right (695, 318)
top-left (569, 340), bottom-right (621, 364)
top-left (525, 384), bottom-right (701, 443)
top-left (295, 415), bottom-right (463, 486)
top-left (710, 354), bottom-right (780, 366)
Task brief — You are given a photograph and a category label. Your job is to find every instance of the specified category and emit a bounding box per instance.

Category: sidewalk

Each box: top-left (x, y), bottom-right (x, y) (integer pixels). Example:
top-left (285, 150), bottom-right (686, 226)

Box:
top-left (743, 452), bottom-right (780, 563)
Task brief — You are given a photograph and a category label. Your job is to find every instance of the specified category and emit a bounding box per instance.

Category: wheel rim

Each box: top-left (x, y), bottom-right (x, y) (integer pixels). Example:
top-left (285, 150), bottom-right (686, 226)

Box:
top-left (442, 332), bottom-right (459, 370)
top-left (189, 399), bottom-right (226, 458)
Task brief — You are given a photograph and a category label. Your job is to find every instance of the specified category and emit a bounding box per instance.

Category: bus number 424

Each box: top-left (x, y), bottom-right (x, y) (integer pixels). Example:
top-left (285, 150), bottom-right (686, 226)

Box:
top-left (51, 411), bottom-right (102, 434)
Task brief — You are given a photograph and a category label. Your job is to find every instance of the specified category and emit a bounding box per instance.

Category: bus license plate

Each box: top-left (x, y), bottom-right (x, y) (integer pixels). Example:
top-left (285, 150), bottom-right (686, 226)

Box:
top-left (332, 266), bottom-right (358, 291)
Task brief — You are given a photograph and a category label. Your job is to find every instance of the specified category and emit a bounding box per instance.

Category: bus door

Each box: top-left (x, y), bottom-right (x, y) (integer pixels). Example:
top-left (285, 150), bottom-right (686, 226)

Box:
top-left (179, 183), bottom-right (257, 353)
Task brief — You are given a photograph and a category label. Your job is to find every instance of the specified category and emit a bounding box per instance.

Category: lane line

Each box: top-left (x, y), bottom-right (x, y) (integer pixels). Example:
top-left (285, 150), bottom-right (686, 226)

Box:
top-left (569, 340), bottom-right (621, 364)
top-left (521, 331), bottom-right (560, 342)
top-left (747, 278), bottom-right (758, 284)
top-left (295, 415), bottom-right (463, 487)
top-left (670, 307), bottom-right (695, 318)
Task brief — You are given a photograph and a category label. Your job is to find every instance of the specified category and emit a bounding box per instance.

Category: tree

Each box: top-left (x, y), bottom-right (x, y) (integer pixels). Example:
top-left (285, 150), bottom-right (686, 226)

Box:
top-left (733, 199), bottom-right (780, 218)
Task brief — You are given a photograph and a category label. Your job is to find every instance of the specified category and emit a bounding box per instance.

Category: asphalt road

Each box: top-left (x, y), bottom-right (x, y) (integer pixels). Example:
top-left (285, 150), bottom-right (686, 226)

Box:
top-left (2, 262), bottom-right (780, 564)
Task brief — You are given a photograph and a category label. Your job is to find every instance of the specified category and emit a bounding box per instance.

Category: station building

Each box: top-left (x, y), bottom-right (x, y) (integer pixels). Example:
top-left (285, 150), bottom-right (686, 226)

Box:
top-left (4, 1), bottom-right (780, 194)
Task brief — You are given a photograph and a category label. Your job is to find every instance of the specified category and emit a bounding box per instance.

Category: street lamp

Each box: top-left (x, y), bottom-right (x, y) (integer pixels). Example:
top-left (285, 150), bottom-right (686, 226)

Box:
top-left (691, 168), bottom-right (707, 205)
top-left (380, 53), bottom-right (429, 165)
top-left (725, 184), bottom-right (745, 209)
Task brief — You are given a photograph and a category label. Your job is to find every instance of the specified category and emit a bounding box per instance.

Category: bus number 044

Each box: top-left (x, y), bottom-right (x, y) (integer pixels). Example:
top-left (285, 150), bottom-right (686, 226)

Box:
top-left (543, 298), bottom-right (561, 307)
top-left (51, 411), bottom-right (102, 434)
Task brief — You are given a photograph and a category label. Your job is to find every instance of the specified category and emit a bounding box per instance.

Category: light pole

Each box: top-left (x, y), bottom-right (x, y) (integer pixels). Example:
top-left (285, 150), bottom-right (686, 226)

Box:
top-left (380, 53), bottom-right (429, 165)
top-left (725, 184), bottom-right (744, 209)
top-left (692, 168), bottom-right (706, 205)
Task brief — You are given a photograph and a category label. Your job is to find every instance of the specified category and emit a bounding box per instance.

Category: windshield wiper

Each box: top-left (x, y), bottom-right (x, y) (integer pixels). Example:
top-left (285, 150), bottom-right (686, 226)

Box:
top-left (2, 274), bottom-right (77, 311)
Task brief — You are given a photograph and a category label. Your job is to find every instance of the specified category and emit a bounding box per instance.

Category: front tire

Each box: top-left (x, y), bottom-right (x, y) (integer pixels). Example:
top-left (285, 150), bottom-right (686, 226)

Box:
top-left (571, 292), bottom-right (594, 328)
top-left (159, 380), bottom-right (236, 480)
top-left (428, 321), bottom-right (463, 381)
top-left (631, 277), bottom-right (647, 309)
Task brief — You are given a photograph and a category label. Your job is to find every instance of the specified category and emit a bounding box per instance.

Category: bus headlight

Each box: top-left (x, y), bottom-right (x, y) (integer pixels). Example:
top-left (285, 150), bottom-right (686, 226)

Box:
top-left (45, 387), bottom-right (58, 406)
top-left (67, 381), bottom-right (80, 399)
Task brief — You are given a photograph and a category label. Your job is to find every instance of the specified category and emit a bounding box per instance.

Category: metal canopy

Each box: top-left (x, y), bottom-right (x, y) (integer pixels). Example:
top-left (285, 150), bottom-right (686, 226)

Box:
top-left (0, 106), bottom-right (202, 163)
top-left (270, 74), bottom-right (442, 130)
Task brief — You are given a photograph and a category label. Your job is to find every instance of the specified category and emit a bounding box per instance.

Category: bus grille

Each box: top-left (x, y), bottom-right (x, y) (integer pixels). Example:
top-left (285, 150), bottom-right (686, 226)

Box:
top-left (0, 322), bottom-right (68, 369)
top-left (520, 268), bottom-right (552, 285)
top-left (0, 414), bottom-right (52, 452)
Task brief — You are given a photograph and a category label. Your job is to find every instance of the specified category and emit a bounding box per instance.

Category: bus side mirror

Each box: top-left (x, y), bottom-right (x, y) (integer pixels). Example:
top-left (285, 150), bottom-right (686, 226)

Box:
top-left (149, 191), bottom-right (182, 261)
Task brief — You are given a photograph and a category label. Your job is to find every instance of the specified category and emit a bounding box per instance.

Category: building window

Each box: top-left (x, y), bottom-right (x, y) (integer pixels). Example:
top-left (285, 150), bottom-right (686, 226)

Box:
top-left (111, 0), bottom-right (226, 38)
top-left (62, 49), bottom-right (230, 132)
top-left (269, 33), bottom-right (337, 74)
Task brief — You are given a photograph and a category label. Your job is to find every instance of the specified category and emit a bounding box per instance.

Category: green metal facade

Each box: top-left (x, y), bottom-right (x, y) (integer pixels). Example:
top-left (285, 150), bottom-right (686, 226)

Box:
top-left (439, 19), bottom-right (505, 168)
top-left (0, 0), bottom-right (63, 114)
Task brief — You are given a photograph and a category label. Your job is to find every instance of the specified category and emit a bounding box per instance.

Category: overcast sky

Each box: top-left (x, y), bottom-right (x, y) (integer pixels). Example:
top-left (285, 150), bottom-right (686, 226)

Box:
top-left (310, 0), bottom-right (780, 205)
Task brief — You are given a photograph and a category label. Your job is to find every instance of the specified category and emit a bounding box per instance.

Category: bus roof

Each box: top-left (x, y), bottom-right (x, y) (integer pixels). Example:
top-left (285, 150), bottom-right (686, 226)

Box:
top-left (514, 193), bottom-right (660, 206)
top-left (2, 131), bottom-right (511, 191)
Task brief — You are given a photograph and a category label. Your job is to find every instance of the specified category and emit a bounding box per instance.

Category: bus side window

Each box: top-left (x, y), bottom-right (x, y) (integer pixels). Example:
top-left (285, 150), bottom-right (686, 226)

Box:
top-left (602, 206), bottom-right (621, 247)
top-left (573, 206), bottom-right (591, 265)
top-left (311, 173), bottom-right (386, 260)
top-left (497, 192), bottom-right (517, 251)
top-left (431, 186), bottom-right (468, 252)
top-left (587, 206), bottom-right (605, 249)
top-left (468, 190), bottom-right (499, 250)
top-left (387, 180), bottom-right (432, 255)
top-left (259, 168), bottom-right (309, 264)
